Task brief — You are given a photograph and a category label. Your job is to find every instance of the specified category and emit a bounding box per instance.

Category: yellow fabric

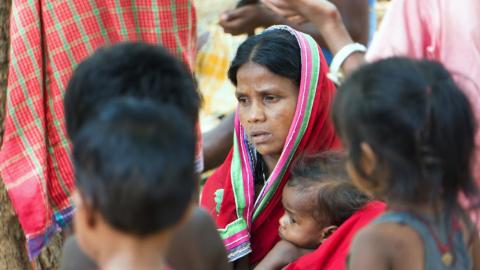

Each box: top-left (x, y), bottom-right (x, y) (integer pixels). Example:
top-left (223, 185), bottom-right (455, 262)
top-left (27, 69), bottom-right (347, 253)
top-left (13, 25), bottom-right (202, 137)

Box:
top-left (195, 25), bottom-right (246, 131)
top-left (194, 0), bottom-right (236, 34)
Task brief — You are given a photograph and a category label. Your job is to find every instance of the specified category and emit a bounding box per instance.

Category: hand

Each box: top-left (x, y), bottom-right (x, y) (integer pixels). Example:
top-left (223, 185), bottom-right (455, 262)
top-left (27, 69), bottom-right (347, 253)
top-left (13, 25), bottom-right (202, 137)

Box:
top-left (261, 0), bottom-right (338, 27)
top-left (219, 4), bottom-right (277, 36)
top-left (260, 0), bottom-right (302, 19)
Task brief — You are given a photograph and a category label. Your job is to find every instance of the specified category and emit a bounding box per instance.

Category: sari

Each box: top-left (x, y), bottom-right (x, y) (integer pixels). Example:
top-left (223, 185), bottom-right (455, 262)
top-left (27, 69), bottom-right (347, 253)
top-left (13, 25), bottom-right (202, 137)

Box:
top-left (200, 25), bottom-right (341, 264)
top-left (0, 0), bottom-right (196, 259)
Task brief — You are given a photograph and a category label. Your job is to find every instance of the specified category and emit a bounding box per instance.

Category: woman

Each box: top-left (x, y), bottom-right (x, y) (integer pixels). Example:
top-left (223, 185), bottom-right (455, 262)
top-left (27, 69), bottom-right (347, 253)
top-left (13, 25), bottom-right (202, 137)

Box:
top-left (200, 25), bottom-right (340, 266)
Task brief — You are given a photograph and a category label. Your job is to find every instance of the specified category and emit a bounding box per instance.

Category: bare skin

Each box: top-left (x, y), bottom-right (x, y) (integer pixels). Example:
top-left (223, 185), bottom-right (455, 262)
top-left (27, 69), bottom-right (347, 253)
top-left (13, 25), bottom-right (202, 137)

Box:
top-left (345, 144), bottom-right (480, 270)
top-left (219, 1), bottom-right (369, 47)
top-left (167, 208), bottom-right (232, 270)
top-left (235, 62), bottom-right (298, 175)
top-left (229, 62), bottom-right (299, 269)
top-left (261, 0), bottom-right (366, 75)
top-left (349, 206), bottom-right (480, 270)
top-left (202, 0), bottom-right (369, 171)
top-left (63, 207), bottom-right (231, 270)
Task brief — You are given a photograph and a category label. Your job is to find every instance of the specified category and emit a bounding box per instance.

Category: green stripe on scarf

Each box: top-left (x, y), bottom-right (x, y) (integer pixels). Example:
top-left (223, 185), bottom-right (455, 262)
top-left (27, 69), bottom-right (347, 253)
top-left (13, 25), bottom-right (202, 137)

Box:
top-left (231, 130), bottom-right (247, 219)
top-left (252, 33), bottom-right (320, 220)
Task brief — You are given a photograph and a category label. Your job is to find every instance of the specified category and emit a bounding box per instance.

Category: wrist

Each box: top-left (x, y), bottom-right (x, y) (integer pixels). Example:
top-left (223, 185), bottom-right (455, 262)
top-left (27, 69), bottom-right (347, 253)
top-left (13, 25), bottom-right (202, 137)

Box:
top-left (320, 17), bottom-right (354, 55)
top-left (327, 43), bottom-right (367, 85)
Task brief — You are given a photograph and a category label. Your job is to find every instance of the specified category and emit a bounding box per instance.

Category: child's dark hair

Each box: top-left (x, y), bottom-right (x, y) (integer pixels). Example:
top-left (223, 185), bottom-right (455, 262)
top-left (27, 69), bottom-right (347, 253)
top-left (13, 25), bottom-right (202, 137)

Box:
top-left (73, 98), bottom-right (195, 235)
top-left (64, 42), bottom-right (200, 140)
top-left (332, 57), bottom-right (478, 215)
top-left (228, 29), bottom-right (301, 87)
top-left (288, 152), bottom-right (370, 226)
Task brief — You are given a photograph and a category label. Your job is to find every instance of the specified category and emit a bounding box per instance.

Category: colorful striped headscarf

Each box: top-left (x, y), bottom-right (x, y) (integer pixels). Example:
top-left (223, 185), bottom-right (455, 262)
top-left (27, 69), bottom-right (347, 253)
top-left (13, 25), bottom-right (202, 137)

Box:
top-left (0, 0), bottom-right (196, 259)
top-left (200, 25), bottom-right (341, 264)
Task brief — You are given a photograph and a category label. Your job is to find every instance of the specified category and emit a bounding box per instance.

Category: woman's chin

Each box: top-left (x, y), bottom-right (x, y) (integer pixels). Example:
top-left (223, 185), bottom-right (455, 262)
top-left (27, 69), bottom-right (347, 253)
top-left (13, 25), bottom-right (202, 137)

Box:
top-left (254, 145), bottom-right (281, 158)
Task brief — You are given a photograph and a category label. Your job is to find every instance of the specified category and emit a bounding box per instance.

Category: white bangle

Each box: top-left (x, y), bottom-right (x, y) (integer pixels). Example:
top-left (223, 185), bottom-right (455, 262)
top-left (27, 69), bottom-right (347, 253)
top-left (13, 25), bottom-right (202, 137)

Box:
top-left (327, 43), bottom-right (367, 85)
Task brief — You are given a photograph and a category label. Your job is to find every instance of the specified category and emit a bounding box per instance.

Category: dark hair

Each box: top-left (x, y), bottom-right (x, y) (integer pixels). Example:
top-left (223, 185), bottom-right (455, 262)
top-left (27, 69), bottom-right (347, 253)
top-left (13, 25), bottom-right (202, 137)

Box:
top-left (228, 29), bottom-right (301, 87)
top-left (332, 57), bottom-right (478, 214)
top-left (64, 42), bottom-right (200, 140)
top-left (288, 152), bottom-right (370, 226)
top-left (73, 98), bottom-right (196, 235)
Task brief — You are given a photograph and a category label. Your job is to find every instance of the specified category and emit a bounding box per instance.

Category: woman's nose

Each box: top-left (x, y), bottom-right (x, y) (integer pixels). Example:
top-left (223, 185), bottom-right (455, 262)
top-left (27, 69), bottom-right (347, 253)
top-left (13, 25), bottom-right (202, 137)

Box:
top-left (247, 101), bottom-right (265, 123)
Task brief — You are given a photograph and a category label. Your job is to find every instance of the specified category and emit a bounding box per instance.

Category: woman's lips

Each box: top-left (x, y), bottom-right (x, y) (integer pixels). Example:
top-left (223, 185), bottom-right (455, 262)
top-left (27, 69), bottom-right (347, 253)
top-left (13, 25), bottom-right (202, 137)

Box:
top-left (250, 131), bottom-right (272, 144)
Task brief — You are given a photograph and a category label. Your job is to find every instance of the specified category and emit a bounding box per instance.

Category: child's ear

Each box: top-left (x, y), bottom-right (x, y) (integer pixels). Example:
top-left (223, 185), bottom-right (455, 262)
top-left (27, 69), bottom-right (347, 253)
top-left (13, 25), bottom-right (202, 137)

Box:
top-left (177, 201), bottom-right (195, 228)
top-left (360, 142), bottom-right (377, 176)
top-left (320, 225), bottom-right (338, 243)
top-left (73, 190), bottom-right (98, 229)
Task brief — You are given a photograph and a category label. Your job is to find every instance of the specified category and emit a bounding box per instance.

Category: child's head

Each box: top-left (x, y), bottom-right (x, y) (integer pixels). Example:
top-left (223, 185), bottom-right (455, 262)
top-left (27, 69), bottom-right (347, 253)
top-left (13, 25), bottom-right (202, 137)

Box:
top-left (279, 152), bottom-right (370, 249)
top-left (332, 58), bottom-right (477, 211)
top-left (72, 98), bottom-right (196, 261)
top-left (64, 42), bottom-right (200, 141)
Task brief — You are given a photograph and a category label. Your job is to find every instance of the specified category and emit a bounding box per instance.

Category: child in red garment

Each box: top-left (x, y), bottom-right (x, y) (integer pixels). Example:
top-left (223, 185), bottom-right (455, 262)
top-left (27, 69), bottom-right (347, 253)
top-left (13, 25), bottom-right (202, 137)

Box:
top-left (255, 152), bottom-right (372, 269)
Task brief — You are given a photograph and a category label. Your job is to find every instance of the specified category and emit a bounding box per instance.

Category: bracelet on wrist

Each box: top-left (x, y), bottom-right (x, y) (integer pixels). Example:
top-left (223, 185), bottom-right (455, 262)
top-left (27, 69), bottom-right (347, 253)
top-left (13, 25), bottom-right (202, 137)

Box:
top-left (327, 43), bottom-right (367, 85)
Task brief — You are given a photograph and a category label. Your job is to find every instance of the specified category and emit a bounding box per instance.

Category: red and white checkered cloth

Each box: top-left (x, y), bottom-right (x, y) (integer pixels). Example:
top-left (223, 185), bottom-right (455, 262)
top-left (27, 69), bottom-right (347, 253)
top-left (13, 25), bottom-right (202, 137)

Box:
top-left (0, 0), bottom-right (196, 259)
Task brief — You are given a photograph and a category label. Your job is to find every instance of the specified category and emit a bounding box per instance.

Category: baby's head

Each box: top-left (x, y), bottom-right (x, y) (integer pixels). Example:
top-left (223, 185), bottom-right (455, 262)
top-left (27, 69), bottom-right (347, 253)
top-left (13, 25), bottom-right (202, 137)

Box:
top-left (279, 152), bottom-right (370, 249)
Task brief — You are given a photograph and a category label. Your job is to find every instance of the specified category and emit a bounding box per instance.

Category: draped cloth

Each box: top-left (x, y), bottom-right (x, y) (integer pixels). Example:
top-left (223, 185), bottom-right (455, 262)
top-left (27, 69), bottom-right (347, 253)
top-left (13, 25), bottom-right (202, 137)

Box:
top-left (200, 26), bottom-right (341, 264)
top-left (285, 201), bottom-right (386, 270)
top-left (0, 0), bottom-right (196, 259)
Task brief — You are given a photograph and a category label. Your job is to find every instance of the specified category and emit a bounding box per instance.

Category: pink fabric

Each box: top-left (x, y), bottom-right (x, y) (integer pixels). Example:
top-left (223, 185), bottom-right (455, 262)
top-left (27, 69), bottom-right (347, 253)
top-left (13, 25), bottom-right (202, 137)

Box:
top-left (366, 0), bottom-right (480, 182)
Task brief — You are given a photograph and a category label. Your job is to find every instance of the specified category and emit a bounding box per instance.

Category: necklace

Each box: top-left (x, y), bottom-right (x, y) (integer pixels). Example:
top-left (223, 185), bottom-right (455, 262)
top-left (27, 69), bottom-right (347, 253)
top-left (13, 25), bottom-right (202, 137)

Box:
top-left (412, 213), bottom-right (459, 267)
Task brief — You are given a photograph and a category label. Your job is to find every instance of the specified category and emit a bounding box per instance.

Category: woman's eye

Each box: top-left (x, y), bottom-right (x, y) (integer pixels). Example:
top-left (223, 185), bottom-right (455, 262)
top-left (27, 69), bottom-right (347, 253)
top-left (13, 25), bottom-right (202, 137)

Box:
top-left (264, 95), bottom-right (279, 102)
top-left (237, 96), bottom-right (248, 104)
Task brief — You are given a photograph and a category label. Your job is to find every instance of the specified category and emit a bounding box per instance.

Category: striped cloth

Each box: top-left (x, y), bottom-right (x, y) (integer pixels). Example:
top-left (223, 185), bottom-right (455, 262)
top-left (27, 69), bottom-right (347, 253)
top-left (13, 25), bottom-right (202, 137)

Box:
top-left (0, 0), bottom-right (196, 259)
top-left (200, 25), bottom-right (341, 264)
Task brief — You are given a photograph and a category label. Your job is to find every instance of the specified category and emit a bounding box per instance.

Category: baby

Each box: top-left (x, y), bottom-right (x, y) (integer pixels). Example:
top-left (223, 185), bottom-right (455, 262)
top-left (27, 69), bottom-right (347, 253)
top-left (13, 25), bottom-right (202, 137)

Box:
top-left (256, 152), bottom-right (370, 269)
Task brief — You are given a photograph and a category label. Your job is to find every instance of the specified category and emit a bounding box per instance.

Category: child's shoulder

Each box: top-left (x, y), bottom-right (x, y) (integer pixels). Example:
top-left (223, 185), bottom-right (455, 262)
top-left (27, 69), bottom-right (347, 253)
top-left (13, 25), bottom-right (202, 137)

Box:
top-left (348, 222), bottom-right (424, 270)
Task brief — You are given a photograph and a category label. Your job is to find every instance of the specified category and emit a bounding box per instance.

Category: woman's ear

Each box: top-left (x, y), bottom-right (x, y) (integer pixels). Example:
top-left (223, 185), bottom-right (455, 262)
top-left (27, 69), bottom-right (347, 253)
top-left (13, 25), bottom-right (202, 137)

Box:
top-left (320, 225), bottom-right (338, 243)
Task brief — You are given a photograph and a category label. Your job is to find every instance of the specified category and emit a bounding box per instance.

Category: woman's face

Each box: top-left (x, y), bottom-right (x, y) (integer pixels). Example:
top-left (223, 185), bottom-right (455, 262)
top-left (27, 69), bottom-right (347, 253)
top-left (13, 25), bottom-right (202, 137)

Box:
top-left (235, 62), bottom-right (298, 159)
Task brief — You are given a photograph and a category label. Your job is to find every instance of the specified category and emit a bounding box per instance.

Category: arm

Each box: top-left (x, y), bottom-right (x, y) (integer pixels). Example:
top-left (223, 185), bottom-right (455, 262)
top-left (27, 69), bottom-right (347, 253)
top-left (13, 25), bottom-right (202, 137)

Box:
top-left (220, 2), bottom-right (368, 48)
top-left (348, 222), bottom-right (425, 270)
top-left (254, 240), bottom-right (312, 270)
top-left (167, 208), bottom-right (232, 270)
top-left (331, 0), bottom-right (369, 46)
top-left (348, 226), bottom-right (391, 270)
top-left (220, 4), bottom-right (326, 46)
top-left (263, 0), bottom-right (429, 76)
top-left (202, 113), bottom-right (234, 171)
top-left (261, 0), bottom-right (365, 76)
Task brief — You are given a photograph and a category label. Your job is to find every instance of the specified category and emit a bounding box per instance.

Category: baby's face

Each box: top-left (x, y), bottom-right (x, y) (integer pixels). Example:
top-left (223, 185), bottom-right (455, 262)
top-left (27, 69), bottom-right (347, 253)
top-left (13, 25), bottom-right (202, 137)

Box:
top-left (278, 185), bottom-right (327, 249)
